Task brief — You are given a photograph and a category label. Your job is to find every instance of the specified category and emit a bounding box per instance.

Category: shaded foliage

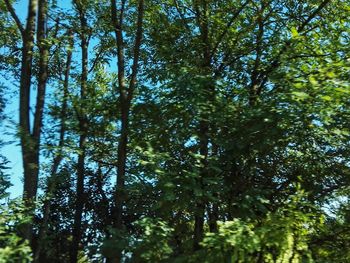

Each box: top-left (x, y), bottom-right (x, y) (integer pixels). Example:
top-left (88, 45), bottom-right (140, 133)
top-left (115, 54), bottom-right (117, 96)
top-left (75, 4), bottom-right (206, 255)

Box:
top-left (0, 0), bottom-right (350, 262)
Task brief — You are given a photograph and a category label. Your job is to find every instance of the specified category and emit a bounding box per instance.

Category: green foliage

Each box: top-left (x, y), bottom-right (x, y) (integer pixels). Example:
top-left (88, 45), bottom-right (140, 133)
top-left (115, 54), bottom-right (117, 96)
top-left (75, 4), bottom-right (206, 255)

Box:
top-left (97, 192), bottom-right (324, 263)
top-left (1, 0), bottom-right (350, 262)
top-left (0, 200), bottom-right (32, 263)
top-left (129, 193), bottom-right (319, 263)
top-left (0, 155), bottom-right (11, 199)
top-left (0, 84), bottom-right (11, 199)
top-left (311, 199), bottom-right (350, 263)
top-left (0, 2), bottom-right (20, 71)
top-left (131, 218), bottom-right (174, 262)
top-left (101, 228), bottom-right (129, 259)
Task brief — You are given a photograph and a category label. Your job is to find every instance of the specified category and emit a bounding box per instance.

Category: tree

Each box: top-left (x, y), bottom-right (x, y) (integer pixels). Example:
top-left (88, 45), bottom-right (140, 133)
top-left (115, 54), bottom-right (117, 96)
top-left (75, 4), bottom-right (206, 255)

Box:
top-left (1, 0), bottom-right (350, 262)
top-left (3, 0), bottom-right (49, 244)
top-left (108, 0), bottom-right (145, 261)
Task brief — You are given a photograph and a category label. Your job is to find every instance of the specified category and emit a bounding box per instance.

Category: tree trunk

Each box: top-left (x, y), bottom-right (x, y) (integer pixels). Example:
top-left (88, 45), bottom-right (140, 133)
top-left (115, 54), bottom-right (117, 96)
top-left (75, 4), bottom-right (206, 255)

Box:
top-left (208, 202), bottom-right (219, 233)
top-left (70, 5), bottom-right (89, 262)
top-left (20, 0), bottom-right (37, 203)
top-left (34, 31), bottom-right (72, 262)
top-left (193, 119), bottom-right (209, 250)
top-left (111, 0), bottom-right (127, 244)
top-left (109, 1), bottom-right (144, 262)
top-left (193, 0), bottom-right (212, 250)
top-left (33, 0), bottom-right (49, 144)
top-left (18, 0), bottom-right (41, 245)
top-left (70, 133), bottom-right (87, 263)
top-left (5, 0), bottom-right (49, 246)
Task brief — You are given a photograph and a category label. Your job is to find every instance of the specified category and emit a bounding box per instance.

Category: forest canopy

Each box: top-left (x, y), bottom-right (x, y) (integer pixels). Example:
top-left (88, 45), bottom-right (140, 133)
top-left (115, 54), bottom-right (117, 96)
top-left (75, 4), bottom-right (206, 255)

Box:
top-left (0, 0), bottom-right (350, 262)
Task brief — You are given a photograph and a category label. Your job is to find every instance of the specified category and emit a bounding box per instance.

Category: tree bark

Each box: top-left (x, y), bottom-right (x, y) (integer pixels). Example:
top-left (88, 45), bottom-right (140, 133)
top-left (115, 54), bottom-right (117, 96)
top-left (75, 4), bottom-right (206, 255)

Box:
top-left (20, 0), bottom-right (38, 203)
top-left (34, 31), bottom-right (73, 263)
top-left (249, 3), bottom-right (264, 106)
top-left (110, 0), bottom-right (144, 262)
top-left (193, 0), bottom-right (212, 250)
top-left (109, 3), bottom-right (126, 261)
top-left (70, 4), bottom-right (89, 262)
top-left (5, 0), bottom-right (50, 246)
top-left (7, 0), bottom-right (40, 244)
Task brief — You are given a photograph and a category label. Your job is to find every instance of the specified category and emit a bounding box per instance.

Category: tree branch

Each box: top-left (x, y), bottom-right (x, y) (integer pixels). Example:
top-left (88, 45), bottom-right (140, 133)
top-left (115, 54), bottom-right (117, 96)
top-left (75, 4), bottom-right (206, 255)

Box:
top-left (298, 0), bottom-right (331, 32)
top-left (249, 2), bottom-right (266, 105)
top-left (111, 0), bottom-right (126, 101)
top-left (173, 0), bottom-right (191, 32)
top-left (256, 0), bottom-right (332, 94)
top-left (212, 0), bottom-right (251, 55)
top-left (127, 0), bottom-right (144, 102)
top-left (88, 46), bottom-right (105, 74)
top-left (4, 0), bottom-right (25, 36)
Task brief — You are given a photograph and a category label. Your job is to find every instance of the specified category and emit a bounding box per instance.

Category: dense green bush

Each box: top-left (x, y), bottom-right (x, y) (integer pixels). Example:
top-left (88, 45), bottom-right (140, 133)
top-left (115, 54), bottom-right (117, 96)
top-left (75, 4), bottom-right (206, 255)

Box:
top-left (198, 195), bottom-right (317, 263)
top-left (116, 192), bottom-right (322, 263)
top-left (0, 200), bottom-right (32, 263)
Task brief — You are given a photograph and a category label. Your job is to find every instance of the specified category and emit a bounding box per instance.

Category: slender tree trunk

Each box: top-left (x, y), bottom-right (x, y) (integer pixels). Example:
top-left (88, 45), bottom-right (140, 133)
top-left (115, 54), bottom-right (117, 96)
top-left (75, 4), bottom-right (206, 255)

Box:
top-left (193, 119), bottom-right (208, 250)
top-left (5, 0), bottom-right (49, 246)
top-left (207, 144), bottom-right (219, 233)
top-left (33, 0), bottom-right (49, 143)
top-left (109, 1), bottom-right (144, 262)
top-left (112, 108), bottom-right (129, 263)
top-left (111, 0), bottom-right (127, 247)
top-left (71, 133), bottom-right (87, 263)
top-left (27, 0), bottom-right (49, 255)
top-left (249, 4), bottom-right (264, 106)
top-left (19, 0), bottom-right (44, 245)
top-left (108, 2), bottom-right (126, 261)
top-left (193, 0), bottom-right (213, 250)
top-left (34, 32), bottom-right (72, 262)
top-left (20, 0), bottom-right (37, 203)
top-left (208, 202), bottom-right (219, 232)
top-left (27, 0), bottom-right (49, 213)
top-left (70, 5), bottom-right (89, 262)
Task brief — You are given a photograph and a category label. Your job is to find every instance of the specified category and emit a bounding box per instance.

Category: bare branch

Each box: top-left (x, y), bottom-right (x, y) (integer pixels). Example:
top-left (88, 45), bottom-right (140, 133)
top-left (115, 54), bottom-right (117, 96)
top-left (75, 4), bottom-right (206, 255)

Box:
top-left (298, 0), bottom-right (331, 31)
top-left (173, 0), bottom-right (191, 32)
top-left (111, 0), bottom-right (126, 100)
top-left (249, 2), bottom-right (265, 105)
top-left (127, 0), bottom-right (144, 102)
top-left (4, 0), bottom-right (25, 36)
top-left (257, 0), bottom-right (332, 93)
top-left (119, 0), bottom-right (126, 27)
top-left (212, 0), bottom-right (251, 55)
top-left (88, 47), bottom-right (105, 74)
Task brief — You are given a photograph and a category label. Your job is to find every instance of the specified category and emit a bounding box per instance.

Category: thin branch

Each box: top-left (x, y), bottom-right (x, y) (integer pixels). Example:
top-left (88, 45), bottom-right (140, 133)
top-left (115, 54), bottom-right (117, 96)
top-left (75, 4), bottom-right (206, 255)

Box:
top-left (4, 0), bottom-right (25, 36)
top-left (88, 47), bottom-right (105, 74)
top-left (212, 0), bottom-right (251, 55)
top-left (257, 0), bottom-right (332, 92)
top-left (91, 158), bottom-right (118, 167)
top-left (298, 0), bottom-right (331, 32)
top-left (173, 0), bottom-right (191, 32)
top-left (249, 2), bottom-right (265, 104)
top-left (97, 165), bottom-right (111, 204)
top-left (111, 0), bottom-right (127, 100)
top-left (127, 0), bottom-right (144, 102)
top-left (288, 53), bottom-right (330, 60)
top-left (119, 0), bottom-right (126, 27)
